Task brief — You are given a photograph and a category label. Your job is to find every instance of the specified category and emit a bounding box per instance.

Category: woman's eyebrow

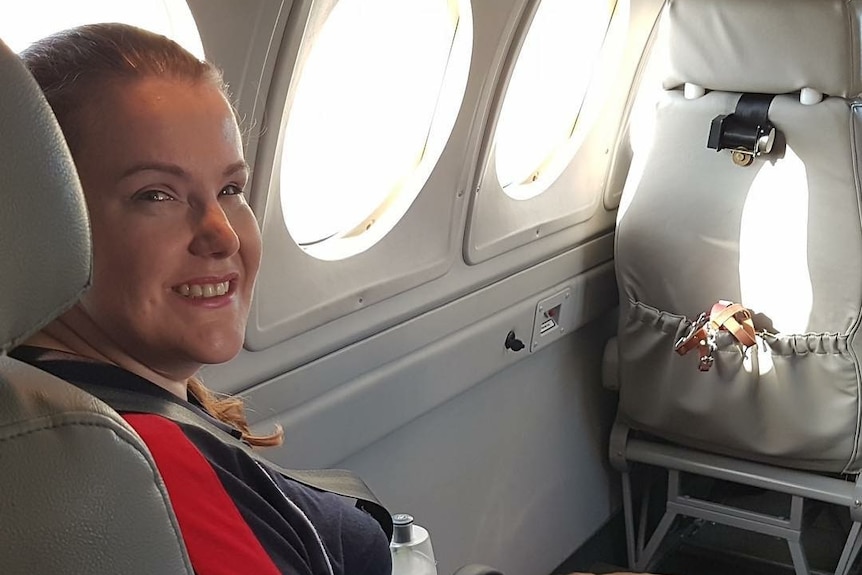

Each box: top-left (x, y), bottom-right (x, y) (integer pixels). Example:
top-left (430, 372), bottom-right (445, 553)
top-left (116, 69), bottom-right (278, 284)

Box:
top-left (223, 160), bottom-right (249, 178)
top-left (118, 160), bottom-right (249, 180)
top-left (119, 161), bottom-right (187, 180)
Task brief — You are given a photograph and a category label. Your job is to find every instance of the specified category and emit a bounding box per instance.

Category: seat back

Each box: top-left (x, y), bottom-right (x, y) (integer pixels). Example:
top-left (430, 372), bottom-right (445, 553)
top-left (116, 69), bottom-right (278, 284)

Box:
top-left (0, 37), bottom-right (192, 574)
top-left (614, 0), bottom-right (862, 473)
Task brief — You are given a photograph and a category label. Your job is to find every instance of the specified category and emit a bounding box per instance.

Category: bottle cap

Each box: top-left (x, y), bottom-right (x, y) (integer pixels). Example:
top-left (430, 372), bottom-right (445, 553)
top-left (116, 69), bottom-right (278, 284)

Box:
top-left (392, 513), bottom-right (414, 544)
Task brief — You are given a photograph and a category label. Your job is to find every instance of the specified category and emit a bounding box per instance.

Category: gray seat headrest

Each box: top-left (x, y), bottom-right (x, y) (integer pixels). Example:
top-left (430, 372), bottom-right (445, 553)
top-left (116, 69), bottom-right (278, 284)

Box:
top-left (661, 0), bottom-right (862, 97)
top-left (0, 38), bottom-right (91, 353)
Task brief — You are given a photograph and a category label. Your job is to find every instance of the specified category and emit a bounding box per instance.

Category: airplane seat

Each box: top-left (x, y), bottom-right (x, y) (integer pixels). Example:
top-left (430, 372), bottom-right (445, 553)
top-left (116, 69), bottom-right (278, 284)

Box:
top-left (609, 0), bottom-right (862, 572)
top-left (0, 37), bottom-right (194, 574)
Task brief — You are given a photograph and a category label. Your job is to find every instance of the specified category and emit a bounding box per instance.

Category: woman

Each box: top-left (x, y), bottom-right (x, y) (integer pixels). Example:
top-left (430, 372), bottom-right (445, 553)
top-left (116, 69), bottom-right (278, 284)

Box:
top-left (13, 23), bottom-right (391, 575)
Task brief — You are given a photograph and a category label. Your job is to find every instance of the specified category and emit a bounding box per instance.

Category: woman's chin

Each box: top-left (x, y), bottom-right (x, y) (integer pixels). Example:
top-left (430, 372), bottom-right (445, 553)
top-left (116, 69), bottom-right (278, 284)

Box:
top-left (189, 336), bottom-right (244, 367)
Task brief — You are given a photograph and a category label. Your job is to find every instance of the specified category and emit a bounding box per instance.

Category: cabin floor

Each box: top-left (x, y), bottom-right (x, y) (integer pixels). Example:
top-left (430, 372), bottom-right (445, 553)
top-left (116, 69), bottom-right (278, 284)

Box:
top-left (553, 476), bottom-right (862, 575)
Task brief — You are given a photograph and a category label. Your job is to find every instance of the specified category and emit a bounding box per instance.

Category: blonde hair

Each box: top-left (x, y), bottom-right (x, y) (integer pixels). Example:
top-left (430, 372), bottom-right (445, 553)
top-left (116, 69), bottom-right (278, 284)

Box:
top-left (22, 23), bottom-right (283, 447)
top-left (188, 377), bottom-right (283, 448)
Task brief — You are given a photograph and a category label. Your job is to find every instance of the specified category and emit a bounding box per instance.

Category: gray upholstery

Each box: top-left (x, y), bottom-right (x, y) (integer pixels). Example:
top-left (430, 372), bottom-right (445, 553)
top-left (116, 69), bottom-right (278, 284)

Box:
top-left (615, 0), bottom-right (862, 473)
top-left (0, 38), bottom-right (193, 573)
top-left (0, 38), bottom-right (89, 353)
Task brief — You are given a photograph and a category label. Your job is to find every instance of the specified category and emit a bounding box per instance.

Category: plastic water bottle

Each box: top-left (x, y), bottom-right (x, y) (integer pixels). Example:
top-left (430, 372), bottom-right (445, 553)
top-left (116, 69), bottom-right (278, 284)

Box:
top-left (390, 513), bottom-right (438, 575)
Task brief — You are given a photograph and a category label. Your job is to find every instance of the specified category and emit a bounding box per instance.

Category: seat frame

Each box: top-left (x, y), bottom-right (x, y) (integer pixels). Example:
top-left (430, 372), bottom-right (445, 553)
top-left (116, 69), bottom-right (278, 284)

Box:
top-left (611, 422), bottom-right (862, 575)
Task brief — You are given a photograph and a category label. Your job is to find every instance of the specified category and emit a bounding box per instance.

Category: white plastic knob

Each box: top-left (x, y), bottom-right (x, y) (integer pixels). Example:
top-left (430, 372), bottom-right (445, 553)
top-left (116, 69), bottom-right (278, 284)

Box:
top-left (799, 87), bottom-right (822, 105)
top-left (684, 83), bottom-right (706, 99)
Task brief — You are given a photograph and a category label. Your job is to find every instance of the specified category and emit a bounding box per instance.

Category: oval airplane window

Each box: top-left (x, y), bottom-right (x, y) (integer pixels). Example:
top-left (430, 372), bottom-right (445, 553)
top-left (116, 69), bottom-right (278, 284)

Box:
top-left (494, 0), bottom-right (617, 200)
top-left (280, 0), bottom-right (473, 261)
top-left (0, 0), bottom-right (204, 58)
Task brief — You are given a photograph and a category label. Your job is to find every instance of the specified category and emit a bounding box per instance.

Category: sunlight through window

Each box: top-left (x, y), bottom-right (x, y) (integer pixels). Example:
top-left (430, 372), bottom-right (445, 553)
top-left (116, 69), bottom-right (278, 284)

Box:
top-left (0, 0), bottom-right (204, 58)
top-left (280, 0), bottom-right (472, 261)
top-left (617, 12), bottom-right (666, 223)
top-left (742, 343), bottom-right (774, 376)
top-left (738, 146), bottom-right (813, 334)
top-left (494, 0), bottom-right (618, 200)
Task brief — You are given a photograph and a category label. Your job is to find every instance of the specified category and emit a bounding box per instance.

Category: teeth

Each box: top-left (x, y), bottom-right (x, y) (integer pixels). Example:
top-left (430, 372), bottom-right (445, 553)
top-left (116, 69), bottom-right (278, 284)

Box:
top-left (176, 281), bottom-right (230, 299)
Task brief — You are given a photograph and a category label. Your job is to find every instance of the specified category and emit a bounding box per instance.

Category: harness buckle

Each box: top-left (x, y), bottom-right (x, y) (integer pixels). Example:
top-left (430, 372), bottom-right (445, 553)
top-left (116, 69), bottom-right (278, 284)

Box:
top-left (674, 311), bottom-right (708, 353)
top-left (697, 330), bottom-right (719, 371)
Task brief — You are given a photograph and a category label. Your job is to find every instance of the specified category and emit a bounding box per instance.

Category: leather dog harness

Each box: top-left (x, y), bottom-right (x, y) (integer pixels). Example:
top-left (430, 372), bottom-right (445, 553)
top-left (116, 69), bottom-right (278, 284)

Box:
top-left (674, 301), bottom-right (757, 372)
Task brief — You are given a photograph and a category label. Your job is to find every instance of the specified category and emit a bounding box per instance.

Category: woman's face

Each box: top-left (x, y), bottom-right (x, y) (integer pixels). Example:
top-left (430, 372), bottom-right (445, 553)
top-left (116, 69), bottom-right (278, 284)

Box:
top-left (72, 77), bottom-right (261, 379)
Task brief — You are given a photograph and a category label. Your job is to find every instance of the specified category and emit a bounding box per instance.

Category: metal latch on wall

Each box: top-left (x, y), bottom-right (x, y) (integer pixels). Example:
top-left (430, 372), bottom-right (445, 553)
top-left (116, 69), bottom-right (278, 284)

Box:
top-left (529, 288), bottom-right (571, 352)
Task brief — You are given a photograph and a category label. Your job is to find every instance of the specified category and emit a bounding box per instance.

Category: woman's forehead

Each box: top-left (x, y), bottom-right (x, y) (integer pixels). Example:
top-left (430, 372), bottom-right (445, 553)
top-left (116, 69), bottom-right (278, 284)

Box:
top-left (100, 77), bottom-right (234, 124)
top-left (75, 77), bottom-right (243, 166)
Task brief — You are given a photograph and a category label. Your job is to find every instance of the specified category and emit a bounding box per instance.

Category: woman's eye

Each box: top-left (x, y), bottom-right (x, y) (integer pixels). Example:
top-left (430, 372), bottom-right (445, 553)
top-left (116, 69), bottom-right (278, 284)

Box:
top-left (220, 184), bottom-right (245, 197)
top-left (136, 190), bottom-right (174, 202)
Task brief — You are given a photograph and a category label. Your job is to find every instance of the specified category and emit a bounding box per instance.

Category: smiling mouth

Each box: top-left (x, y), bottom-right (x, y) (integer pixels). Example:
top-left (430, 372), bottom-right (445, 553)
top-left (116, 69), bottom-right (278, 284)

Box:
top-left (174, 280), bottom-right (231, 299)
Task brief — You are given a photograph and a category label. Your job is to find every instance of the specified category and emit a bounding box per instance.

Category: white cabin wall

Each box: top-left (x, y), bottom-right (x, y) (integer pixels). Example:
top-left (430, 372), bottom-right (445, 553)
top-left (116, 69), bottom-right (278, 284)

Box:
top-left (338, 313), bottom-right (620, 575)
top-left (234, 258), bottom-right (620, 574)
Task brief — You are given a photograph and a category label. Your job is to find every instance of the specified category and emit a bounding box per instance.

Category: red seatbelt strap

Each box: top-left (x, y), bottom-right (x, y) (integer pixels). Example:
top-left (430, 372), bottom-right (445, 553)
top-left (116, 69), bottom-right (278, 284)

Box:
top-left (122, 414), bottom-right (282, 575)
top-left (674, 300), bottom-right (757, 372)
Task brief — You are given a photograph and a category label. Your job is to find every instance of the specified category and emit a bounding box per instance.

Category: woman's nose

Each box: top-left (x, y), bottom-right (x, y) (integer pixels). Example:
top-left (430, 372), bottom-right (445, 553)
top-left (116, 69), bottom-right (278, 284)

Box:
top-left (189, 203), bottom-right (240, 258)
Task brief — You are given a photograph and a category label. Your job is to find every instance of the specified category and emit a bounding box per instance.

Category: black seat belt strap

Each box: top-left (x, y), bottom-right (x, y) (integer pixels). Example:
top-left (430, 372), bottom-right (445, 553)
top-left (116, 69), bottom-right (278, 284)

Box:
top-left (707, 93), bottom-right (777, 162)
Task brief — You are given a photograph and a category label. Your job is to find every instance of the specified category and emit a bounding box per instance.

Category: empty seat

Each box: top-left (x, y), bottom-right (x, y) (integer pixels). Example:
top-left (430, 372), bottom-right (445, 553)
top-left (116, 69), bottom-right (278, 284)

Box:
top-left (609, 0), bottom-right (862, 572)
